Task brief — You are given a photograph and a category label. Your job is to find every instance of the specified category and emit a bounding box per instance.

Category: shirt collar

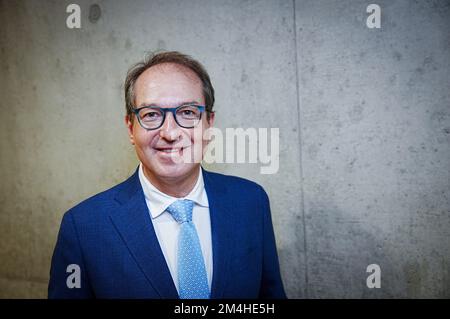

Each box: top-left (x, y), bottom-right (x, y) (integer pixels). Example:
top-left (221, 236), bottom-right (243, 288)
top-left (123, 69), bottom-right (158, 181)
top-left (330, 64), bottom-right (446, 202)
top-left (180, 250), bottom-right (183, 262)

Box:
top-left (138, 163), bottom-right (209, 219)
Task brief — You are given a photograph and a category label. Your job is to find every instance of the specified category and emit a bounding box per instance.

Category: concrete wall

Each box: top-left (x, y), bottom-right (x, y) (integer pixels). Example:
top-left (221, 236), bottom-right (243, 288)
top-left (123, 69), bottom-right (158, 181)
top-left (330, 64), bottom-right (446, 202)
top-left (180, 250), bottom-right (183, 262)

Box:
top-left (0, 0), bottom-right (449, 298)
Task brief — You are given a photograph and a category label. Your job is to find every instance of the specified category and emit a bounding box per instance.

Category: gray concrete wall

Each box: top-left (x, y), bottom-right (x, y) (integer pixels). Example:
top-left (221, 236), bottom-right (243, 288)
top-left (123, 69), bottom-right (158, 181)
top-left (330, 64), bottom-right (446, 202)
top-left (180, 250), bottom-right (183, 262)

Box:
top-left (0, 0), bottom-right (449, 298)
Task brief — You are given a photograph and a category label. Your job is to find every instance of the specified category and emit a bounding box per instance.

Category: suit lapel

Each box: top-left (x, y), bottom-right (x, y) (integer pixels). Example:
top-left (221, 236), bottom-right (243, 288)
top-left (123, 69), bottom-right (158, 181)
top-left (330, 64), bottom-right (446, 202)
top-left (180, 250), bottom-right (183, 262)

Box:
top-left (109, 170), bottom-right (179, 299)
top-left (203, 169), bottom-right (235, 299)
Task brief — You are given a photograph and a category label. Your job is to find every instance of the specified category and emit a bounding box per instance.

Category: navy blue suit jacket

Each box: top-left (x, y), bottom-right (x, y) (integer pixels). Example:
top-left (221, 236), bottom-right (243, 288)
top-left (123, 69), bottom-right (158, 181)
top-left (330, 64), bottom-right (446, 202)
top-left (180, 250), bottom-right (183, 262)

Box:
top-left (48, 168), bottom-right (286, 299)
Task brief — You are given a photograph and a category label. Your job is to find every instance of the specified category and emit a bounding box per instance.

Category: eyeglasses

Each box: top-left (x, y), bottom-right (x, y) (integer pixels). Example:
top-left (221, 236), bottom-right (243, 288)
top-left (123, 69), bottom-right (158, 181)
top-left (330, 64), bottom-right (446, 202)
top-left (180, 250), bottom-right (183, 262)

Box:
top-left (132, 104), bottom-right (206, 130)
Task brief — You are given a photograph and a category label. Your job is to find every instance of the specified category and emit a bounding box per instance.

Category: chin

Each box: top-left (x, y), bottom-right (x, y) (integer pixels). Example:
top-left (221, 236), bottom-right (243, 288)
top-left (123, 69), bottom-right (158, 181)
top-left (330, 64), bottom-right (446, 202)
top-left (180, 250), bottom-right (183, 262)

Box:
top-left (153, 162), bottom-right (197, 179)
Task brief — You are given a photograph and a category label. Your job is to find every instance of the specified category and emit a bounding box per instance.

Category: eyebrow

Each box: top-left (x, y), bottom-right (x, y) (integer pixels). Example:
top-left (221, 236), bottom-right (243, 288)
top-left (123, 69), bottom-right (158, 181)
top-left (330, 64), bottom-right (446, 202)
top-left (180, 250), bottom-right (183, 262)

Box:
top-left (137, 101), bottom-right (201, 108)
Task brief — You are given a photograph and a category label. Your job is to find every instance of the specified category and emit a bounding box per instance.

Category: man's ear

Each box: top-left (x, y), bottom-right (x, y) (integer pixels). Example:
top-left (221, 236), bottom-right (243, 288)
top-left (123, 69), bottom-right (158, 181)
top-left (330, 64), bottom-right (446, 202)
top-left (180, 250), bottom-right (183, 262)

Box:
top-left (207, 112), bottom-right (215, 128)
top-left (203, 112), bottom-right (215, 144)
top-left (125, 115), bottom-right (135, 145)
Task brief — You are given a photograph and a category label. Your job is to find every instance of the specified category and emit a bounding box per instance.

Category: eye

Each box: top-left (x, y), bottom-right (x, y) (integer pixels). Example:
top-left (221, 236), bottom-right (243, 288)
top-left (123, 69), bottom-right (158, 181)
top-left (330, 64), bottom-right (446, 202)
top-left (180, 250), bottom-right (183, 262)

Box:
top-left (182, 110), bottom-right (194, 116)
top-left (144, 111), bottom-right (159, 118)
top-left (139, 109), bottom-right (162, 121)
top-left (177, 106), bottom-right (200, 119)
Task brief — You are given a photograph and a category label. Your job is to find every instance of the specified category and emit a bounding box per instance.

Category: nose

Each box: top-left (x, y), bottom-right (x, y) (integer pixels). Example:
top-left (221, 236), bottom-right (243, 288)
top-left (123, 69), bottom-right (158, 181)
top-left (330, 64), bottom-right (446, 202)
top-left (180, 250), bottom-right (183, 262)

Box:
top-left (159, 112), bottom-right (181, 142)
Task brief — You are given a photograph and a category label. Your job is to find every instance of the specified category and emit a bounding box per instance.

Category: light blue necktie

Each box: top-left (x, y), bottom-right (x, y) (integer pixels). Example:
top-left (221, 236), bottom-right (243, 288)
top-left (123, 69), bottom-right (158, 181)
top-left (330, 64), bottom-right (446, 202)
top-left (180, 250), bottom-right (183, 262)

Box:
top-left (166, 199), bottom-right (210, 299)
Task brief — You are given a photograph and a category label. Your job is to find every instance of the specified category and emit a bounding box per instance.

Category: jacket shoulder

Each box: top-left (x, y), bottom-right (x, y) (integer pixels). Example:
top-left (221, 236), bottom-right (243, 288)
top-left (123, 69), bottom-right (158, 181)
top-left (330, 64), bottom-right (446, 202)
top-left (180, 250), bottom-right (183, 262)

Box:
top-left (64, 172), bottom-right (136, 220)
top-left (203, 169), bottom-right (267, 197)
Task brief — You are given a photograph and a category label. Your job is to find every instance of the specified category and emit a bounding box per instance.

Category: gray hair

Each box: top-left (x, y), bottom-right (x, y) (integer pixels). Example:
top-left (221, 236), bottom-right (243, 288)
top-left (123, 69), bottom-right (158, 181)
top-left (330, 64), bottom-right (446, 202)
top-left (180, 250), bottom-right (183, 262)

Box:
top-left (124, 51), bottom-right (215, 121)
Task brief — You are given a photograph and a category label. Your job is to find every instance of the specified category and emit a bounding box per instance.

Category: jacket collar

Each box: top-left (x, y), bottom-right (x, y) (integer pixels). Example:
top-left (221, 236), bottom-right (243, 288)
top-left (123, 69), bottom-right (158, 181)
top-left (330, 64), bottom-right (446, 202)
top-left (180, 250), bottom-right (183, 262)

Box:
top-left (110, 168), bottom-right (178, 298)
top-left (110, 167), bottom-right (235, 299)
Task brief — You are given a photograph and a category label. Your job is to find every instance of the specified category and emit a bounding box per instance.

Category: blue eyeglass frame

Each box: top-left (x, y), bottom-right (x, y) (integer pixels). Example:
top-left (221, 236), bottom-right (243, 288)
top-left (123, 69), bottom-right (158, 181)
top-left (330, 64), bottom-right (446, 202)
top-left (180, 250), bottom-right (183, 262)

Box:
top-left (132, 104), bottom-right (206, 130)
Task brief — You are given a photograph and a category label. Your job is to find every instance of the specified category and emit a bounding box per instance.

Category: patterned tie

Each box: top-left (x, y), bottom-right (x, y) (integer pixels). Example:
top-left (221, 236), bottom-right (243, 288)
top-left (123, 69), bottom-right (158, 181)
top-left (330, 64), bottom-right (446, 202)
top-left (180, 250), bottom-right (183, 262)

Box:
top-left (166, 199), bottom-right (210, 299)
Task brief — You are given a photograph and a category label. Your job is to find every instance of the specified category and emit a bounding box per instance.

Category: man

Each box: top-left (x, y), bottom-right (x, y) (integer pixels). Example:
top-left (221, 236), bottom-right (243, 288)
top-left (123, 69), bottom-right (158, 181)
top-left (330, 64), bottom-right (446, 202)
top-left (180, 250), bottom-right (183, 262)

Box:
top-left (48, 51), bottom-right (286, 299)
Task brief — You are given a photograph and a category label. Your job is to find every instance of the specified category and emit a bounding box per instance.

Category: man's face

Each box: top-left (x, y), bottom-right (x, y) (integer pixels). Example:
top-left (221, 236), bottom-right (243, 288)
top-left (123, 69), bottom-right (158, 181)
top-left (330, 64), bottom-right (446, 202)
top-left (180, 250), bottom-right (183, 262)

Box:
top-left (126, 63), bottom-right (214, 183)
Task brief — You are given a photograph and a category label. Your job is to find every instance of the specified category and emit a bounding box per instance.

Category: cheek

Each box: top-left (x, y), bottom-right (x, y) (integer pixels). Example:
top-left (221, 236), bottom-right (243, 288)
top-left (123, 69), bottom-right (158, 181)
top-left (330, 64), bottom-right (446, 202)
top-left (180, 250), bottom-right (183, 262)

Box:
top-left (190, 119), bottom-right (210, 143)
top-left (134, 129), bottom-right (157, 148)
top-left (188, 127), bottom-right (205, 144)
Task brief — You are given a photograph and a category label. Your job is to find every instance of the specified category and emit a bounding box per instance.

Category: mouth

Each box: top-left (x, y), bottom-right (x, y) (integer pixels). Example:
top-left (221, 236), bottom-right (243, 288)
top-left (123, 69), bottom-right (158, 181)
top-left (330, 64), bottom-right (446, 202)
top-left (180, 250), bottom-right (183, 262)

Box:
top-left (154, 146), bottom-right (189, 156)
top-left (156, 148), bottom-right (183, 153)
top-left (153, 145), bottom-right (199, 164)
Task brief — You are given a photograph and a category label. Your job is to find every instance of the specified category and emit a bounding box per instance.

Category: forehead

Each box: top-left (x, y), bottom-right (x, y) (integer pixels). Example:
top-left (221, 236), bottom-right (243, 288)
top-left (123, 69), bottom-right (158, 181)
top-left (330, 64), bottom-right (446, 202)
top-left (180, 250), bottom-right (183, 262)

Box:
top-left (134, 63), bottom-right (204, 106)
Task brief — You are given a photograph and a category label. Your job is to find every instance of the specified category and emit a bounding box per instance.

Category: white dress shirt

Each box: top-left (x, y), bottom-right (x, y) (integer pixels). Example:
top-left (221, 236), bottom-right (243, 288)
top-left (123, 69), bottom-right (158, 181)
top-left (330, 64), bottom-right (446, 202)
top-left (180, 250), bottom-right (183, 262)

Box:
top-left (138, 163), bottom-right (213, 293)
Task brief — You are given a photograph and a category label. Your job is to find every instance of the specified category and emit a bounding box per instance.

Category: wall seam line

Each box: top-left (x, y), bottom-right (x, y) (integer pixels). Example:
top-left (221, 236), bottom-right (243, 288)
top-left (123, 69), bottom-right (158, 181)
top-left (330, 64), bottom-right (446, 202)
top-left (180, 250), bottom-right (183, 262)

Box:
top-left (293, 0), bottom-right (309, 299)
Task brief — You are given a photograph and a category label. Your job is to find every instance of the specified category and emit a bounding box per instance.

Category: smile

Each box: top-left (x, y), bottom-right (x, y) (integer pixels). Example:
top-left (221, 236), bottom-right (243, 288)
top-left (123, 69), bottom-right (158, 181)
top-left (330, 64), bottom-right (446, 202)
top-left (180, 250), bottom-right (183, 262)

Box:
top-left (154, 146), bottom-right (189, 155)
top-left (158, 148), bottom-right (182, 153)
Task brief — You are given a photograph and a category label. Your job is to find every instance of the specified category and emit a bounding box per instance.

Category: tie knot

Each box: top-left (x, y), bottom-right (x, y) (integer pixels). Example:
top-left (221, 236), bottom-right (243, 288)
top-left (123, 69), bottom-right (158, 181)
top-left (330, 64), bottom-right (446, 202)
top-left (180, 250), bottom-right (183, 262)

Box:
top-left (166, 199), bottom-right (194, 224)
